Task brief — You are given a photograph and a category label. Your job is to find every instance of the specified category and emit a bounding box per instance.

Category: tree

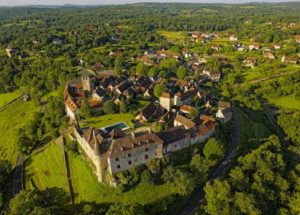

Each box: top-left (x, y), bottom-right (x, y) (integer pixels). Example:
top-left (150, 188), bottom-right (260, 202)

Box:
top-left (114, 66), bottom-right (122, 76)
top-left (176, 66), bottom-right (188, 79)
top-left (79, 97), bottom-right (92, 119)
top-left (153, 84), bottom-right (166, 98)
top-left (106, 203), bottom-right (145, 215)
top-left (148, 67), bottom-right (158, 77)
top-left (188, 108), bottom-right (199, 120)
top-left (141, 169), bottom-right (154, 185)
top-left (153, 122), bottom-right (165, 132)
top-left (119, 101), bottom-right (128, 113)
top-left (9, 188), bottom-right (69, 215)
top-left (203, 138), bottom-right (225, 161)
top-left (204, 180), bottom-right (233, 215)
top-left (136, 63), bottom-right (146, 77)
top-left (103, 100), bottom-right (117, 114)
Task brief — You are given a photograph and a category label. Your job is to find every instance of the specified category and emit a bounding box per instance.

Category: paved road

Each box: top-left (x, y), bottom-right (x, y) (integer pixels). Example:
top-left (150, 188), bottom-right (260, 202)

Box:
top-left (178, 111), bottom-right (241, 215)
top-left (12, 156), bottom-right (25, 196)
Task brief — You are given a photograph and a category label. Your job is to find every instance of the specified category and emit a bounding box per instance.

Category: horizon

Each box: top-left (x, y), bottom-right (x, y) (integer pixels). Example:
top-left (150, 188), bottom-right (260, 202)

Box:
top-left (0, 0), bottom-right (298, 6)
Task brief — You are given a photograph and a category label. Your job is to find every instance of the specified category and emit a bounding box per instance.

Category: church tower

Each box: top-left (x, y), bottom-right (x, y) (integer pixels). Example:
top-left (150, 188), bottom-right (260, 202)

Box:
top-left (93, 130), bottom-right (104, 182)
top-left (82, 69), bottom-right (94, 92)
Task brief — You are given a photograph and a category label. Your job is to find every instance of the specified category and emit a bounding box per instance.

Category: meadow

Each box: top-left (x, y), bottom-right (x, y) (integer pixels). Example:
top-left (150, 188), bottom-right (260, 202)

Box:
top-left (24, 142), bottom-right (69, 192)
top-left (267, 96), bottom-right (300, 110)
top-left (0, 99), bottom-right (37, 165)
top-left (0, 90), bottom-right (21, 108)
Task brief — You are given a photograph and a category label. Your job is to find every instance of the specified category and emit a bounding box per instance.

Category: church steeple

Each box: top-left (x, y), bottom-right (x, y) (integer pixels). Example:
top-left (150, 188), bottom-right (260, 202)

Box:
top-left (82, 69), bottom-right (93, 92)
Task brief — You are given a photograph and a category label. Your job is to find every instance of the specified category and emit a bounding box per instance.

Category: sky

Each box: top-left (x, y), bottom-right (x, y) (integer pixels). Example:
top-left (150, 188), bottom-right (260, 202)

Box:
top-left (0, 0), bottom-right (297, 6)
top-left (0, 0), bottom-right (300, 6)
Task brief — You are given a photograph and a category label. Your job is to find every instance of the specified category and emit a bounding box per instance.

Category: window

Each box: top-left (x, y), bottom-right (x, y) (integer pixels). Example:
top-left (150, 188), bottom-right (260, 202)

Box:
top-left (145, 148), bottom-right (148, 152)
top-left (128, 161), bottom-right (132, 165)
top-left (145, 154), bottom-right (148, 160)
top-left (128, 153), bottom-right (131, 157)
top-left (117, 165), bottom-right (121, 169)
top-left (115, 158), bottom-right (119, 161)
top-left (174, 145), bottom-right (177, 147)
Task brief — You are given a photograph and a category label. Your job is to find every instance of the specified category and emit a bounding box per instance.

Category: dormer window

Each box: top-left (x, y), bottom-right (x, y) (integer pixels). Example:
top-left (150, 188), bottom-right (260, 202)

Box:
top-left (115, 158), bottom-right (119, 162)
top-left (145, 148), bottom-right (148, 152)
top-left (128, 153), bottom-right (131, 157)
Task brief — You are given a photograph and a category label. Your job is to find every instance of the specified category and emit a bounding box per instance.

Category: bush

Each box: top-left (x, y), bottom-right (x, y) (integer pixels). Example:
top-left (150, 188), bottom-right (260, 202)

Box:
top-left (141, 169), bottom-right (154, 185)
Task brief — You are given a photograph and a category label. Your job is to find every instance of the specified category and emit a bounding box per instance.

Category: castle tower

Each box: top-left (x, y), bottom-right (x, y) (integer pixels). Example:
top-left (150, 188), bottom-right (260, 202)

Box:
top-left (93, 130), bottom-right (104, 182)
top-left (82, 69), bottom-right (94, 92)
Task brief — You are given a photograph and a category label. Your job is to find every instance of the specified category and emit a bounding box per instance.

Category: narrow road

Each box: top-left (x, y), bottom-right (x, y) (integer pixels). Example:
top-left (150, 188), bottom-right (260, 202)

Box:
top-left (178, 111), bottom-right (241, 215)
top-left (12, 156), bottom-right (25, 196)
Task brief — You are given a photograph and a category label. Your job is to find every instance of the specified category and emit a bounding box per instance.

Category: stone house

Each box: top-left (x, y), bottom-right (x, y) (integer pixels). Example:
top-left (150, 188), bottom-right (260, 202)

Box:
top-left (160, 92), bottom-right (172, 111)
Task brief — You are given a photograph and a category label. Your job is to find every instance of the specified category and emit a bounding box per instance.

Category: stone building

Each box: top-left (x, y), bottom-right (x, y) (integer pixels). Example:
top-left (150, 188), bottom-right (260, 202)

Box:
top-left (160, 92), bottom-right (171, 111)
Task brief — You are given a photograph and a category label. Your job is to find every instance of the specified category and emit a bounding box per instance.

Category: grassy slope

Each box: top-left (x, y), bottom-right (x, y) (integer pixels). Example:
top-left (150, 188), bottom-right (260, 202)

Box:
top-left (0, 90), bottom-right (21, 107)
top-left (0, 99), bottom-right (37, 164)
top-left (267, 96), bottom-right (300, 110)
top-left (67, 152), bottom-right (178, 204)
top-left (24, 142), bottom-right (69, 192)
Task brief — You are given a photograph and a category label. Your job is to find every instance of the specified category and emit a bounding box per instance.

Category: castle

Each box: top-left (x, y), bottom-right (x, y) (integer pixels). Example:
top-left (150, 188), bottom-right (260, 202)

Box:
top-left (73, 118), bottom-right (216, 184)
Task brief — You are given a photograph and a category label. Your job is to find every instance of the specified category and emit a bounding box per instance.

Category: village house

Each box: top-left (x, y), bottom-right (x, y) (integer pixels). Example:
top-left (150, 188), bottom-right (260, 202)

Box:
top-left (136, 103), bottom-right (164, 122)
top-left (243, 57), bottom-right (257, 68)
top-left (216, 101), bottom-right (232, 123)
top-left (272, 44), bottom-right (281, 50)
top-left (229, 33), bottom-right (238, 41)
top-left (249, 42), bottom-right (261, 51)
top-left (293, 35), bottom-right (300, 43)
top-left (174, 114), bottom-right (196, 129)
top-left (202, 69), bottom-right (221, 81)
top-left (281, 56), bottom-right (298, 64)
top-left (180, 105), bottom-right (194, 114)
top-left (263, 51), bottom-right (276, 60)
top-left (5, 47), bottom-right (15, 58)
top-left (211, 44), bottom-right (219, 51)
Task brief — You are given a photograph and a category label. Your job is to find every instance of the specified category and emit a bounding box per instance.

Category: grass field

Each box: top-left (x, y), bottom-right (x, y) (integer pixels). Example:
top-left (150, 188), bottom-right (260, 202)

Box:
top-left (24, 142), bottom-right (69, 192)
top-left (267, 96), bottom-right (300, 110)
top-left (67, 152), bottom-right (179, 204)
top-left (0, 99), bottom-right (38, 165)
top-left (0, 90), bottom-right (21, 107)
top-left (235, 107), bottom-right (271, 152)
top-left (157, 30), bottom-right (188, 42)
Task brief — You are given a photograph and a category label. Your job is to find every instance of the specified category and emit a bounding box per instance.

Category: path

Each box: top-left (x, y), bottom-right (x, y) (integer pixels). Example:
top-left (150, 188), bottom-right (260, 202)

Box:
top-left (178, 110), bottom-right (241, 215)
top-left (12, 156), bottom-right (25, 196)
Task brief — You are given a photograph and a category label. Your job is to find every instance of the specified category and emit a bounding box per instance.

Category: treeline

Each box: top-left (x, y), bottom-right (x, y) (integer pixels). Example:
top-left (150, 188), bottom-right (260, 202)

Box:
top-left (199, 135), bottom-right (300, 215)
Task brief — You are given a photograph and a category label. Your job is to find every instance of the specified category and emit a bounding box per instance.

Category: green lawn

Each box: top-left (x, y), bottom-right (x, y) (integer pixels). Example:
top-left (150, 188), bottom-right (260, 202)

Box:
top-left (157, 30), bottom-right (188, 42)
top-left (68, 152), bottom-right (178, 204)
top-left (0, 99), bottom-right (38, 165)
top-left (267, 96), bottom-right (300, 110)
top-left (84, 113), bottom-right (135, 129)
top-left (83, 99), bottom-right (150, 129)
top-left (0, 90), bottom-right (21, 108)
top-left (24, 142), bottom-right (69, 192)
